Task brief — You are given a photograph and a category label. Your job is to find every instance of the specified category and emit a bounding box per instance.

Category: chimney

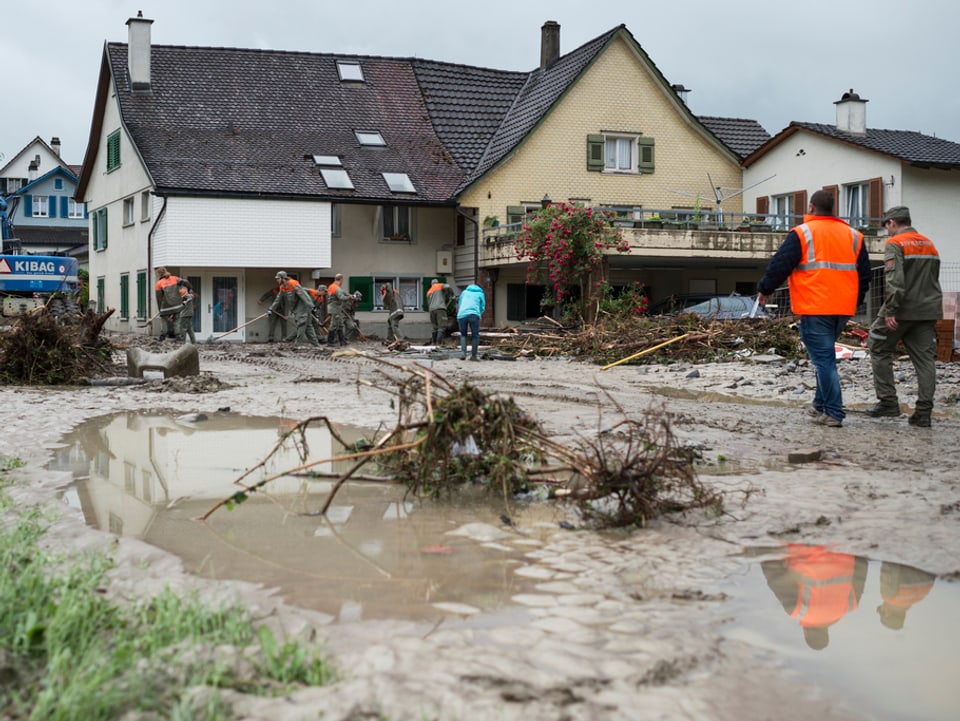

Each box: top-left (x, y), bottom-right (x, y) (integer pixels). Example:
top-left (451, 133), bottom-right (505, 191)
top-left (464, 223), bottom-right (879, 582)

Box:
top-left (835, 88), bottom-right (868, 136)
top-left (50, 137), bottom-right (61, 157)
top-left (126, 11), bottom-right (154, 93)
top-left (28, 160), bottom-right (38, 182)
top-left (540, 21), bottom-right (560, 69)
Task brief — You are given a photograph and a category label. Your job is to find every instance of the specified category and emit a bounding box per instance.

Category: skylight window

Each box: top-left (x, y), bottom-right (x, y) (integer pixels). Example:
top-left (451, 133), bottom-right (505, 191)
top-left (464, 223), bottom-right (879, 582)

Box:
top-left (382, 172), bottom-right (416, 193)
top-left (312, 155), bottom-right (342, 166)
top-left (319, 168), bottom-right (355, 190)
top-left (356, 131), bottom-right (386, 147)
top-left (336, 61), bottom-right (364, 82)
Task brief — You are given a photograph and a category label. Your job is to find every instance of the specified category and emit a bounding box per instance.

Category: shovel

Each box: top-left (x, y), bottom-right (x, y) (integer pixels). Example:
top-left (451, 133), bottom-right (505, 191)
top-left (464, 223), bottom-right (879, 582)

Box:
top-left (137, 310), bottom-right (163, 328)
top-left (206, 312), bottom-right (268, 343)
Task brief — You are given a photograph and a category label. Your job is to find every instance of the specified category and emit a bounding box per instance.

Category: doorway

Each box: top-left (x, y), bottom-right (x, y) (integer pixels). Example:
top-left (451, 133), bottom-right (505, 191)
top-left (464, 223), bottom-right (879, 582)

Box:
top-left (185, 271), bottom-right (243, 340)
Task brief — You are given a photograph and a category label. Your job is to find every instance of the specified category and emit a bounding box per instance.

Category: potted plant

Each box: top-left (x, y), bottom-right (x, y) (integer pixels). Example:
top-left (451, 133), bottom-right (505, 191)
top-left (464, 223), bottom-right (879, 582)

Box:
top-left (749, 216), bottom-right (771, 232)
top-left (483, 215), bottom-right (500, 228)
top-left (643, 215), bottom-right (664, 229)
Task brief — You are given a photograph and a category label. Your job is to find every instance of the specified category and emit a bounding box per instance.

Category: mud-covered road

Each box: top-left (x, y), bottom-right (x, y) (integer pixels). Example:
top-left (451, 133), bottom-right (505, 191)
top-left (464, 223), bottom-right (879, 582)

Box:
top-left (2, 336), bottom-right (958, 720)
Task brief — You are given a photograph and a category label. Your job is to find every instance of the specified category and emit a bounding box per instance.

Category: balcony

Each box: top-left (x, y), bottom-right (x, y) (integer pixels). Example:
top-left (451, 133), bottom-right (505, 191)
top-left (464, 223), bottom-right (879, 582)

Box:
top-left (479, 210), bottom-right (887, 268)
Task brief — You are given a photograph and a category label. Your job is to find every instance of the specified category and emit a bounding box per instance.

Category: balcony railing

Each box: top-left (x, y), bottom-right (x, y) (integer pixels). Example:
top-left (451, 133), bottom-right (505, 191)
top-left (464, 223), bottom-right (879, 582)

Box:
top-left (482, 208), bottom-right (885, 246)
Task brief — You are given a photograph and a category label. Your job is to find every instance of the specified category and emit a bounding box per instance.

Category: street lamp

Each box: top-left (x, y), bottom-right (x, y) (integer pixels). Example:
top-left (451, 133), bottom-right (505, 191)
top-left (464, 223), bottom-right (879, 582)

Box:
top-left (541, 194), bottom-right (552, 209)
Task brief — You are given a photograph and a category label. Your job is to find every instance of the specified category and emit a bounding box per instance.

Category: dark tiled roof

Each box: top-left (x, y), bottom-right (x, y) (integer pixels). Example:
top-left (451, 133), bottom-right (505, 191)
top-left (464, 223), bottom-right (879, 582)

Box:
top-left (107, 44), bottom-right (465, 202)
top-left (698, 116), bottom-right (771, 159)
top-left (459, 27), bottom-right (622, 190)
top-left (411, 60), bottom-right (527, 173)
top-left (11, 225), bottom-right (88, 250)
top-left (787, 122), bottom-right (960, 168)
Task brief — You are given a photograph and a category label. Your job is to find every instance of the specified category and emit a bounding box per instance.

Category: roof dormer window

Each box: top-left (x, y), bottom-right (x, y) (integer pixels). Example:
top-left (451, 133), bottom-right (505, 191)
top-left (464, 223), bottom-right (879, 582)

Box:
top-left (356, 130), bottom-right (386, 147)
top-left (312, 155), bottom-right (342, 166)
top-left (319, 168), bottom-right (355, 190)
top-left (336, 61), bottom-right (364, 82)
top-left (382, 172), bottom-right (416, 193)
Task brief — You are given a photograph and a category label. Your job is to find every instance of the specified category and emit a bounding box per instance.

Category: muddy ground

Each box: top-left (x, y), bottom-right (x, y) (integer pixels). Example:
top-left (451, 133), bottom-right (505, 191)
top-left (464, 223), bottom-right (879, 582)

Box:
top-left (2, 333), bottom-right (959, 720)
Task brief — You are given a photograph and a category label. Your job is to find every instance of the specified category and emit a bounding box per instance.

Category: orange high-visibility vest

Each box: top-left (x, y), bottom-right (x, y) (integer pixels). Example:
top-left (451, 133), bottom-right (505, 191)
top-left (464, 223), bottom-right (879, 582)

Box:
top-left (788, 216), bottom-right (863, 315)
top-left (786, 545), bottom-right (859, 629)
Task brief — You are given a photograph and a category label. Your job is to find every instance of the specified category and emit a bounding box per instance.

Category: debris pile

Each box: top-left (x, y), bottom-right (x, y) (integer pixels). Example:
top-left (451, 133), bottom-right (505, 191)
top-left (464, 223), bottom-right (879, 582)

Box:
top-left (202, 354), bottom-right (724, 529)
top-left (0, 308), bottom-right (116, 385)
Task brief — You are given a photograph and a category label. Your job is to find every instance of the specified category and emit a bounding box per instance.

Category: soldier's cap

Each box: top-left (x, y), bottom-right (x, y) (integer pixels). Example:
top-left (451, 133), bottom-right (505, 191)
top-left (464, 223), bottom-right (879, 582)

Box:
top-left (882, 206), bottom-right (911, 223)
top-left (316, 285), bottom-right (327, 293)
top-left (275, 270), bottom-right (288, 279)
top-left (431, 278), bottom-right (439, 284)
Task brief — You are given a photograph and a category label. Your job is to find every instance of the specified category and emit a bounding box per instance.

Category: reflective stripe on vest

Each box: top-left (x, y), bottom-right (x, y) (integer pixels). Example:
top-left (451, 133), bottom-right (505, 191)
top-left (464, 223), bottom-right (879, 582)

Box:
top-left (796, 223), bottom-right (861, 272)
top-left (788, 219), bottom-right (863, 315)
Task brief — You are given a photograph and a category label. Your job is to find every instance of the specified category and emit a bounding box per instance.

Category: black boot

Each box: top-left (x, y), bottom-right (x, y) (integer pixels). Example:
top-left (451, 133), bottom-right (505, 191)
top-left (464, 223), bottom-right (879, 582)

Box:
top-left (339, 329), bottom-right (348, 346)
top-left (327, 331), bottom-right (337, 346)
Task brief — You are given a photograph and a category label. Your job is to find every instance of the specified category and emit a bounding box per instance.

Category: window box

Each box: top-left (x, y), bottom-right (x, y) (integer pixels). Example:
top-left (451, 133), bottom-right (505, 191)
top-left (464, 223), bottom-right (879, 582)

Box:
top-left (389, 234), bottom-right (410, 242)
top-left (749, 224), bottom-right (772, 232)
top-left (643, 220), bottom-right (663, 229)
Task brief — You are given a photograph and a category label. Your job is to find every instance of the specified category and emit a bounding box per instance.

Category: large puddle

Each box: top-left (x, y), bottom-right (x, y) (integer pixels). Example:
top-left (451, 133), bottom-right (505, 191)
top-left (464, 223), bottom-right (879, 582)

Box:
top-left (722, 546), bottom-right (960, 721)
top-left (49, 412), bottom-right (959, 719)
top-left (50, 411), bottom-right (558, 624)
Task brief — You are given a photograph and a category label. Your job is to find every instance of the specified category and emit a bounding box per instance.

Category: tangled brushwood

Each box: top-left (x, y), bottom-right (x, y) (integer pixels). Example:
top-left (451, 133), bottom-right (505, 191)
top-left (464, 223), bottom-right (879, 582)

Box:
top-left (203, 353), bottom-right (724, 528)
top-left (0, 307), bottom-right (116, 385)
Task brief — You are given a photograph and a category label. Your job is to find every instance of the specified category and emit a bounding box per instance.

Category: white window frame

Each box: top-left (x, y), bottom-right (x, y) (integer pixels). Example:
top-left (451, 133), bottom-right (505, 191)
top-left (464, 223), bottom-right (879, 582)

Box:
top-left (356, 130), bottom-right (386, 147)
top-left (319, 168), bottom-right (355, 190)
top-left (337, 61), bottom-right (364, 82)
top-left (313, 155), bottom-right (342, 166)
top-left (771, 194), bottom-right (793, 231)
top-left (140, 191), bottom-right (151, 222)
top-left (844, 182), bottom-right (869, 227)
top-left (382, 172), bottom-right (416, 194)
top-left (68, 198), bottom-right (85, 219)
top-left (604, 134), bottom-right (637, 173)
top-left (32, 196), bottom-right (49, 218)
top-left (382, 205), bottom-right (413, 241)
top-left (373, 275), bottom-right (422, 311)
top-left (123, 197), bottom-right (135, 226)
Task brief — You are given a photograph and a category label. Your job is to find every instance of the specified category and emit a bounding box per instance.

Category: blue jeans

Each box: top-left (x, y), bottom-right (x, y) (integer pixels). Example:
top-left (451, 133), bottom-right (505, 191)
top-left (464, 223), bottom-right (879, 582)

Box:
top-left (458, 314), bottom-right (480, 358)
top-left (799, 315), bottom-right (849, 421)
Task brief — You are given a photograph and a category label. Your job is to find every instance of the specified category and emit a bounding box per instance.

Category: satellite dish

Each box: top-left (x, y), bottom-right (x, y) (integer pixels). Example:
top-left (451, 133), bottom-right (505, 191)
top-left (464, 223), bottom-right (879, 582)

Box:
top-left (667, 172), bottom-right (775, 224)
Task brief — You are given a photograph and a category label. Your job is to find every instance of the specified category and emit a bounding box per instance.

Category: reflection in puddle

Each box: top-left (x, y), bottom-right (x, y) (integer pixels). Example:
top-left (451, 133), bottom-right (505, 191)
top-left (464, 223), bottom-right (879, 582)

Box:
top-left (723, 544), bottom-right (960, 721)
top-left (51, 412), bottom-right (560, 624)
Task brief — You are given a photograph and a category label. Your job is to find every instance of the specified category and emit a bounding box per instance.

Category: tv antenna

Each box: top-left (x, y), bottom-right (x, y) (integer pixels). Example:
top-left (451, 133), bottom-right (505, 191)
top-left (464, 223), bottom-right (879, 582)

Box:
top-left (668, 172), bottom-right (775, 224)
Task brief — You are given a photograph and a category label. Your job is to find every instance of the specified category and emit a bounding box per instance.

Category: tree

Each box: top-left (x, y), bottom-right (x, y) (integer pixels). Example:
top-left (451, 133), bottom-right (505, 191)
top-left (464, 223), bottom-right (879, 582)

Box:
top-left (514, 202), bottom-right (631, 321)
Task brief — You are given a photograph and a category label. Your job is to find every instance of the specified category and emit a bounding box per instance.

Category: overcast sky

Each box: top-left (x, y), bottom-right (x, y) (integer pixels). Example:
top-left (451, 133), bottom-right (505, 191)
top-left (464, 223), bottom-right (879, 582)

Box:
top-left (3, 0), bottom-right (959, 167)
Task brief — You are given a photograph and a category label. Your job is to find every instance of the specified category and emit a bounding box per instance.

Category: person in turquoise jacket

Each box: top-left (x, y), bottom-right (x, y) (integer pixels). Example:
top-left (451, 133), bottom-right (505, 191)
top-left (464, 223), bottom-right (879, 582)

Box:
top-left (456, 283), bottom-right (485, 361)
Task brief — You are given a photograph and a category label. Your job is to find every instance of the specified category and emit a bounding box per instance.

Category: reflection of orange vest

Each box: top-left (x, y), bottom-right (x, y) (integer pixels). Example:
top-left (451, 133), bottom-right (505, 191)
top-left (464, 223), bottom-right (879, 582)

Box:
top-left (788, 216), bottom-right (863, 315)
top-left (786, 545), bottom-right (858, 628)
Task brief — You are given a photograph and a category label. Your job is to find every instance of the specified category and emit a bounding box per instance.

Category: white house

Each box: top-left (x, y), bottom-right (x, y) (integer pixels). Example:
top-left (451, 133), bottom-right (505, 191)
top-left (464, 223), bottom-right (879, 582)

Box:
top-left (742, 89), bottom-right (960, 291)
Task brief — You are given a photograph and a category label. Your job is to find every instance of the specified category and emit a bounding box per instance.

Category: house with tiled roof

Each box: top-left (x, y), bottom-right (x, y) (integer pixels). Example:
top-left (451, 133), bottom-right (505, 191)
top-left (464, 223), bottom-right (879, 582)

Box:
top-left (1, 136), bottom-right (88, 261)
top-left (78, 14), bottom-right (861, 339)
top-left (742, 89), bottom-right (960, 278)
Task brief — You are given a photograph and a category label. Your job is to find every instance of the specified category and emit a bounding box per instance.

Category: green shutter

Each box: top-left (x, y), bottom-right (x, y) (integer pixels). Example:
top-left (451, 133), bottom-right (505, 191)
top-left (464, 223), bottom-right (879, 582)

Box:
top-left (60, 196), bottom-right (69, 218)
top-left (348, 277), bottom-right (374, 311)
top-left (49, 196), bottom-right (57, 218)
top-left (587, 134), bottom-right (605, 171)
top-left (24, 195), bottom-right (33, 216)
top-left (107, 131), bottom-right (121, 171)
top-left (120, 274), bottom-right (129, 319)
top-left (638, 137), bottom-right (655, 172)
top-left (100, 208), bottom-right (108, 249)
top-left (137, 271), bottom-right (147, 318)
top-left (96, 277), bottom-right (105, 314)
top-left (421, 276), bottom-right (435, 310)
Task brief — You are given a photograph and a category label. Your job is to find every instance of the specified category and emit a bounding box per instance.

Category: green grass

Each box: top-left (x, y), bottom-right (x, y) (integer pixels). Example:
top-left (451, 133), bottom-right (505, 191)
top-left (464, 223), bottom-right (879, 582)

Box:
top-left (0, 467), bottom-right (334, 720)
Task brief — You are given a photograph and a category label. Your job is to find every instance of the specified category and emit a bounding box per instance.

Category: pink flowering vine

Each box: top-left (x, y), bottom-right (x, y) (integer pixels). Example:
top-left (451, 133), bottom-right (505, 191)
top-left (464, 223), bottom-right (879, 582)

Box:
top-left (514, 202), bottom-right (631, 318)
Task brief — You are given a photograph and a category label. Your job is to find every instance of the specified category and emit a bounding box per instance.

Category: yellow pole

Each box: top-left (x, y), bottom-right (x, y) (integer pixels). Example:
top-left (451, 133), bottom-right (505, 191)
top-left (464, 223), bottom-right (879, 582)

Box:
top-left (600, 332), bottom-right (691, 371)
